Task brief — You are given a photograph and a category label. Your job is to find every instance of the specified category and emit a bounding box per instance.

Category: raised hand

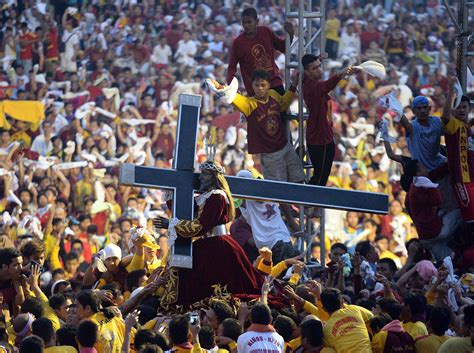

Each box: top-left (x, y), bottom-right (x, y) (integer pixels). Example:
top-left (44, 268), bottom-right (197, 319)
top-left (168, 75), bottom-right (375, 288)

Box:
top-left (190, 315), bottom-right (201, 337)
top-left (375, 274), bottom-right (391, 288)
top-left (153, 216), bottom-right (169, 229)
top-left (448, 75), bottom-right (457, 91)
top-left (346, 66), bottom-right (361, 76)
top-left (352, 252), bottom-right (362, 270)
top-left (27, 264), bottom-right (41, 288)
top-left (97, 289), bottom-right (114, 303)
top-left (292, 261), bottom-right (305, 275)
top-left (259, 247), bottom-right (272, 262)
top-left (262, 276), bottom-right (273, 292)
top-left (305, 280), bottom-right (322, 298)
top-left (285, 253), bottom-right (304, 266)
top-left (283, 285), bottom-right (297, 299)
top-left (125, 309), bottom-right (140, 329)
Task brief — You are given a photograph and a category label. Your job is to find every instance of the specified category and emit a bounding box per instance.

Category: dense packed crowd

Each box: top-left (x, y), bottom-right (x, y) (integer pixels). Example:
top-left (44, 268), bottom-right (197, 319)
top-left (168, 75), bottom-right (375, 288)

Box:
top-left (0, 0), bottom-right (474, 352)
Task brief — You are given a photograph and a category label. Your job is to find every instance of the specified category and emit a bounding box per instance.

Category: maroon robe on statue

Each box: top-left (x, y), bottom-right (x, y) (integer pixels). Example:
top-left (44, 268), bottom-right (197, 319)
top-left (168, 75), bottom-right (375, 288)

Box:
top-left (162, 190), bottom-right (264, 307)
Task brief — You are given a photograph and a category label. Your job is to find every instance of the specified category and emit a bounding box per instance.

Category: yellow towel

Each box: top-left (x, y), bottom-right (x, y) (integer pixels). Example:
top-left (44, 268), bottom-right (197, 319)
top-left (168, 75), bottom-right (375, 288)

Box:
top-left (0, 100), bottom-right (45, 131)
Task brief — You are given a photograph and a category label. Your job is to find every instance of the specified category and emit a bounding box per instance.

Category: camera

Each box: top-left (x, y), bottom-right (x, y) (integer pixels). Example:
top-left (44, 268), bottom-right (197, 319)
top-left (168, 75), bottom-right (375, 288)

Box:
top-left (189, 313), bottom-right (199, 325)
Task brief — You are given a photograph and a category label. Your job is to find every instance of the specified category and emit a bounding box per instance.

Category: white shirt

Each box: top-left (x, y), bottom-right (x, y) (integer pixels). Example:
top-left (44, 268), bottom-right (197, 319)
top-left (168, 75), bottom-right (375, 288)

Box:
top-left (237, 331), bottom-right (284, 353)
top-left (31, 134), bottom-right (53, 156)
top-left (152, 44), bottom-right (172, 64)
top-left (208, 41), bottom-right (224, 54)
top-left (338, 31), bottom-right (361, 58)
top-left (53, 114), bottom-right (69, 135)
top-left (239, 201), bottom-right (291, 249)
top-left (174, 40), bottom-right (197, 65)
top-left (62, 29), bottom-right (80, 58)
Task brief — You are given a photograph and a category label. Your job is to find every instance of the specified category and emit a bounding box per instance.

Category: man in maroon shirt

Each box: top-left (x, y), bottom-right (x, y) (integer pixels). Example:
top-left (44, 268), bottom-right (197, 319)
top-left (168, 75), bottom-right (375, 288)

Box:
top-left (0, 248), bottom-right (23, 312)
top-left (227, 7), bottom-right (294, 96)
top-left (360, 22), bottom-right (381, 52)
top-left (405, 160), bottom-right (462, 261)
top-left (154, 73), bottom-right (173, 107)
top-left (302, 54), bottom-right (359, 186)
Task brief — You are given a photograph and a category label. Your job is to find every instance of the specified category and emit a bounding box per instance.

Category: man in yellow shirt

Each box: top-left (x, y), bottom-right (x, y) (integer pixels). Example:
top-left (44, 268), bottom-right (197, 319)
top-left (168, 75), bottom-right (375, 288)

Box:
top-left (76, 290), bottom-right (126, 353)
top-left (321, 288), bottom-right (373, 352)
top-left (414, 307), bottom-right (451, 352)
top-left (325, 9), bottom-right (340, 59)
top-left (400, 291), bottom-right (428, 340)
top-left (31, 317), bottom-right (77, 353)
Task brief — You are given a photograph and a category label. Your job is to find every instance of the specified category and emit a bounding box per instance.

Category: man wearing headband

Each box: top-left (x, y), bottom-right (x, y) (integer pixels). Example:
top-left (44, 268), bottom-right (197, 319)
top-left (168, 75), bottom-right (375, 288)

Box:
top-left (397, 94), bottom-right (458, 213)
top-left (442, 76), bottom-right (474, 224)
top-left (154, 159), bottom-right (263, 307)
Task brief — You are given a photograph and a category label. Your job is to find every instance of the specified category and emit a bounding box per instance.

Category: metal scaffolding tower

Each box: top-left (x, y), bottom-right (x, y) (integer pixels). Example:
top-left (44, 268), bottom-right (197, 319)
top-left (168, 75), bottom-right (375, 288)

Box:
top-left (284, 0), bottom-right (326, 265)
top-left (444, 0), bottom-right (473, 95)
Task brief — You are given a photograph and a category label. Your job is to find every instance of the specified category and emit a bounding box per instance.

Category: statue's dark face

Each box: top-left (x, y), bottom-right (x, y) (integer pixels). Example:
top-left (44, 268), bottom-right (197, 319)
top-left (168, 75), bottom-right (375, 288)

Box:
top-left (199, 168), bottom-right (216, 192)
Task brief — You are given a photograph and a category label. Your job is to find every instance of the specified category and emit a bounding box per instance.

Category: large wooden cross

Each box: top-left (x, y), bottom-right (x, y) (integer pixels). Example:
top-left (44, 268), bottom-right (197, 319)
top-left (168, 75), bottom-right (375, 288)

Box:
top-left (120, 94), bottom-right (388, 269)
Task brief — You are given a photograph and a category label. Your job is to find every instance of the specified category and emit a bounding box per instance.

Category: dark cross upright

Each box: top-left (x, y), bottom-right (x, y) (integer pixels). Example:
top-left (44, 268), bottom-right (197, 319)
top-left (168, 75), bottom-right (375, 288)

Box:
top-left (120, 94), bottom-right (389, 269)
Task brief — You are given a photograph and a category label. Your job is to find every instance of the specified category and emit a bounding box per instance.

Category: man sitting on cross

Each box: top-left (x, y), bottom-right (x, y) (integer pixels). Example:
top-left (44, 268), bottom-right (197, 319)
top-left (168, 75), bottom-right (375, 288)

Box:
top-left (153, 159), bottom-right (264, 307)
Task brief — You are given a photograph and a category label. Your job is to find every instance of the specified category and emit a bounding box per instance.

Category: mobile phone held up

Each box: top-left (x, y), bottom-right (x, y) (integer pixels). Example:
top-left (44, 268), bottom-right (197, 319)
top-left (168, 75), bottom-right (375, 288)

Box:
top-left (189, 313), bottom-right (199, 325)
top-left (31, 260), bottom-right (45, 273)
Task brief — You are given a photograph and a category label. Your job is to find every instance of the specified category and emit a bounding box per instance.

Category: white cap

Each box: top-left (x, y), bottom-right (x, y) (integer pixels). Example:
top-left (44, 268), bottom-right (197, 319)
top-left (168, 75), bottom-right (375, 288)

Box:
top-left (99, 243), bottom-right (122, 261)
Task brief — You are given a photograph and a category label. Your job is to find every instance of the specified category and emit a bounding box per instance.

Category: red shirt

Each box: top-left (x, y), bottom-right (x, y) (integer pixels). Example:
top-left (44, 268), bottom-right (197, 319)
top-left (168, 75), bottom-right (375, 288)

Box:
top-left (303, 75), bottom-right (341, 145)
top-left (140, 107), bottom-right (158, 136)
top-left (407, 183), bottom-right (443, 240)
top-left (46, 28), bottom-right (59, 60)
top-left (234, 90), bottom-right (291, 154)
top-left (154, 82), bottom-right (173, 105)
top-left (227, 26), bottom-right (285, 96)
top-left (379, 215), bottom-right (394, 239)
top-left (65, 236), bottom-right (93, 264)
top-left (20, 32), bottom-right (38, 60)
top-left (153, 132), bottom-right (175, 160)
top-left (139, 107), bottom-right (157, 121)
top-left (360, 31), bottom-right (381, 52)
top-left (54, 68), bottom-right (65, 81)
top-left (165, 29), bottom-right (182, 51)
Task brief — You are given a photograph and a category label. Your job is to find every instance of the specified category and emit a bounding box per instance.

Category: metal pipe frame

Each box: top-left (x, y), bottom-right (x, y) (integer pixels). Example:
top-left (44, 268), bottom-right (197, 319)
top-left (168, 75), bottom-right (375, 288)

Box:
top-left (284, 0), bottom-right (326, 266)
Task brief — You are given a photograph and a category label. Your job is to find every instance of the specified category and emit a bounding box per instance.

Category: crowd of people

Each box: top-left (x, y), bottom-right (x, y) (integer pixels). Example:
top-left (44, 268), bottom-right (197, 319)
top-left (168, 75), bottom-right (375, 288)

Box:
top-left (0, 0), bottom-right (474, 352)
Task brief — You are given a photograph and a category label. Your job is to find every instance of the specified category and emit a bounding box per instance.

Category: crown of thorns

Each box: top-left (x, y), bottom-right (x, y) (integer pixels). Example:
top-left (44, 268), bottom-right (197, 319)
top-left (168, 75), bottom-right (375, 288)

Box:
top-left (201, 161), bottom-right (225, 174)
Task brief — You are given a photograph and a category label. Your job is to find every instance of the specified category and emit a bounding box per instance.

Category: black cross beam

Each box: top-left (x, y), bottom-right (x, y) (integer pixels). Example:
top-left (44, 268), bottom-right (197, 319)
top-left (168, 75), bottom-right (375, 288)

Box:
top-left (120, 94), bottom-right (389, 269)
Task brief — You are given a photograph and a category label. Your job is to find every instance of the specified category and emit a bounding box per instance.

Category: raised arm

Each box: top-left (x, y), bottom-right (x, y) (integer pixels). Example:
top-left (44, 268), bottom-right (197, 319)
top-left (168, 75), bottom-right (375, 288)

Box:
top-left (398, 113), bottom-right (413, 136)
top-left (383, 140), bottom-right (403, 164)
top-left (442, 76), bottom-right (456, 125)
top-left (232, 93), bottom-right (256, 117)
